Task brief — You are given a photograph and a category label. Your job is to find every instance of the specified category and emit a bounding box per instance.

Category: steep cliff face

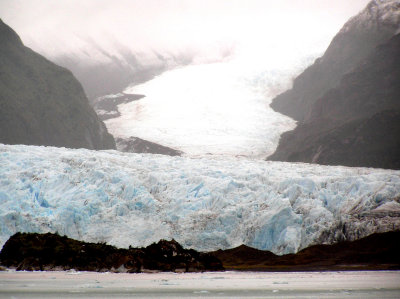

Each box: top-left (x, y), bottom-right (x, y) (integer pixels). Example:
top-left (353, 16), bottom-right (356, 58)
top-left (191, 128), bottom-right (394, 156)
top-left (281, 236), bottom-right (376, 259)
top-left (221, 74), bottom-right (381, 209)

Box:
top-left (269, 1), bottom-right (400, 169)
top-left (269, 34), bottom-right (400, 169)
top-left (0, 20), bottom-right (115, 150)
top-left (270, 0), bottom-right (400, 122)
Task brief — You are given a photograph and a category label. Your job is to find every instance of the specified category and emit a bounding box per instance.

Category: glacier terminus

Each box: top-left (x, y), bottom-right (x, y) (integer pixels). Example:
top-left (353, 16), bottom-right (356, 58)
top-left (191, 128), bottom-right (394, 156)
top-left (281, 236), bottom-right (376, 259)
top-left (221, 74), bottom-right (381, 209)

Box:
top-left (1, 144), bottom-right (399, 254)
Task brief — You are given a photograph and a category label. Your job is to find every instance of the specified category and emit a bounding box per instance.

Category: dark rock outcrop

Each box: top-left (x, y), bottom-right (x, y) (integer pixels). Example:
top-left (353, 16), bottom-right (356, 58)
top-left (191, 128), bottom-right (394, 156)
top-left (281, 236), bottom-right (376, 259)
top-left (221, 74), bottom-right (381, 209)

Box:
top-left (210, 231), bottom-right (400, 271)
top-left (2, 231), bottom-right (398, 273)
top-left (0, 232), bottom-right (223, 272)
top-left (93, 93), bottom-right (145, 121)
top-left (116, 137), bottom-right (183, 156)
top-left (269, 1), bottom-right (400, 169)
top-left (0, 19), bottom-right (116, 150)
top-left (141, 239), bottom-right (222, 272)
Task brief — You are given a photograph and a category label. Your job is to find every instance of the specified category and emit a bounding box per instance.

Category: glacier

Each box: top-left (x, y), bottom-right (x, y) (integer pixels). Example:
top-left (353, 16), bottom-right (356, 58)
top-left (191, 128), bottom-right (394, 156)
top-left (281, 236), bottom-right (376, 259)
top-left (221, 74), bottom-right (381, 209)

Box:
top-left (1, 144), bottom-right (400, 254)
top-left (104, 59), bottom-right (304, 158)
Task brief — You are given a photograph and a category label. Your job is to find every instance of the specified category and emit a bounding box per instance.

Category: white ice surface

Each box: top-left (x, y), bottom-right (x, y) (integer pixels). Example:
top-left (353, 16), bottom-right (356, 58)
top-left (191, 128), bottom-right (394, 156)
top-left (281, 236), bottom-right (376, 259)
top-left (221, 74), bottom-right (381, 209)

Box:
top-left (1, 144), bottom-right (400, 254)
top-left (104, 60), bottom-right (298, 158)
top-left (1, 271), bottom-right (400, 299)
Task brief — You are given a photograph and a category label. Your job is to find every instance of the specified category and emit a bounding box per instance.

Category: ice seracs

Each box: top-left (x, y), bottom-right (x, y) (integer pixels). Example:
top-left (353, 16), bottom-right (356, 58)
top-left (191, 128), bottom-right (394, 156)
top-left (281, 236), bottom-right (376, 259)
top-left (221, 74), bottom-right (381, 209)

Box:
top-left (0, 144), bottom-right (399, 254)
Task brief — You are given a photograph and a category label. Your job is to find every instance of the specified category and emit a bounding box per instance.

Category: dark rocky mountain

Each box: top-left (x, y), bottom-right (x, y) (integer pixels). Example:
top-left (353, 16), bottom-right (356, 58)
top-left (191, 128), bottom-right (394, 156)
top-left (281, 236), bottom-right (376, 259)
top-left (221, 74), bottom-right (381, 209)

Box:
top-left (0, 19), bottom-right (115, 150)
top-left (270, 0), bottom-right (400, 122)
top-left (0, 232), bottom-right (223, 273)
top-left (210, 231), bottom-right (400, 271)
top-left (269, 1), bottom-right (400, 169)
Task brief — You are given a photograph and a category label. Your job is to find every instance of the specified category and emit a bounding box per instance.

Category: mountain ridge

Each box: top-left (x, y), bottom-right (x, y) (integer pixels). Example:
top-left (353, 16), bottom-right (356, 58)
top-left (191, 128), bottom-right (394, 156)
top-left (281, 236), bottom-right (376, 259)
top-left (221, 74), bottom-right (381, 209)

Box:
top-left (270, 0), bottom-right (400, 122)
top-left (269, 1), bottom-right (400, 169)
top-left (0, 19), bottom-right (115, 150)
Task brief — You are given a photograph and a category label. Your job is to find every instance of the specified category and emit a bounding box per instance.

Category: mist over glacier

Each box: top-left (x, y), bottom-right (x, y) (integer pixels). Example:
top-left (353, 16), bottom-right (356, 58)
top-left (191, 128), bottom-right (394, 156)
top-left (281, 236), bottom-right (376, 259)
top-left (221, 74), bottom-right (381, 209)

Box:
top-left (1, 144), bottom-right (399, 254)
top-left (0, 0), bottom-right (371, 98)
top-left (105, 59), bottom-right (301, 157)
top-left (0, 1), bottom-right (372, 155)
top-left (1, 0), bottom-right (370, 67)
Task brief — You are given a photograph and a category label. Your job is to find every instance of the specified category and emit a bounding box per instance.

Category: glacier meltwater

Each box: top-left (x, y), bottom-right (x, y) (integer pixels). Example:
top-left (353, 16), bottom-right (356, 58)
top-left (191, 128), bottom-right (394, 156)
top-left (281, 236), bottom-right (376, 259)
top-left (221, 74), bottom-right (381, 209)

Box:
top-left (1, 144), bottom-right (400, 254)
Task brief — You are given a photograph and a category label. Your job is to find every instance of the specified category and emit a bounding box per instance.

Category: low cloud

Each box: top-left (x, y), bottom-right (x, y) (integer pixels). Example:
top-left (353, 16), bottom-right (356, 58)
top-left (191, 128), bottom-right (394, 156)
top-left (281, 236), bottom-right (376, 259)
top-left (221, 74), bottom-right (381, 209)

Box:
top-left (0, 0), bottom-right (370, 97)
top-left (0, 0), bottom-right (369, 63)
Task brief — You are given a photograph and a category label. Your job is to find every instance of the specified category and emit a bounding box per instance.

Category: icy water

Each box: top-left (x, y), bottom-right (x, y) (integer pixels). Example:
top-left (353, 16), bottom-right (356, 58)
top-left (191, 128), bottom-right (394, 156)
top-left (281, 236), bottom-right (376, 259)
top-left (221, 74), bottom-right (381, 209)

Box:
top-left (1, 271), bottom-right (399, 298)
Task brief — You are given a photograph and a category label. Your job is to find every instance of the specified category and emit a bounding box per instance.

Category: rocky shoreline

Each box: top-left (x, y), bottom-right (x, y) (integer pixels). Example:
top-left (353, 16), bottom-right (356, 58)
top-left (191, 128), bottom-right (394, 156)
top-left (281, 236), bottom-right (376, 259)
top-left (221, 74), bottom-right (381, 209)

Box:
top-left (1, 231), bottom-right (399, 273)
top-left (210, 231), bottom-right (400, 271)
top-left (0, 233), bottom-right (222, 273)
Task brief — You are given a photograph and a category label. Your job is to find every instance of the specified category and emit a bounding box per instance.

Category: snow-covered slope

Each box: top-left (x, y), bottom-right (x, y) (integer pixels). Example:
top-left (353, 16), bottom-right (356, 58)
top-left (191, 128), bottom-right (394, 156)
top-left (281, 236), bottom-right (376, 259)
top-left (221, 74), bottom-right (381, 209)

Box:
top-left (1, 144), bottom-right (399, 254)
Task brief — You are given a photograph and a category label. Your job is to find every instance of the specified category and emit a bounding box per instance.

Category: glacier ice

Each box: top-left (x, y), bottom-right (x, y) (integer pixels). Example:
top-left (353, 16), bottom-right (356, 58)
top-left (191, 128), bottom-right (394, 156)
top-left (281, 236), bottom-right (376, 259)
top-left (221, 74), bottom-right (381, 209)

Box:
top-left (104, 60), bottom-right (298, 158)
top-left (1, 144), bottom-right (400, 254)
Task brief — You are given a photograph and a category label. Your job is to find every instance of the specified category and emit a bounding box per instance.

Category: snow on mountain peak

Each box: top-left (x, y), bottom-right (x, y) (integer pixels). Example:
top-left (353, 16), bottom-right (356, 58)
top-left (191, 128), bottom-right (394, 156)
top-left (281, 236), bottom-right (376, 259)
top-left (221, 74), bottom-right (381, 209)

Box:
top-left (341, 0), bottom-right (400, 33)
top-left (1, 144), bottom-right (399, 255)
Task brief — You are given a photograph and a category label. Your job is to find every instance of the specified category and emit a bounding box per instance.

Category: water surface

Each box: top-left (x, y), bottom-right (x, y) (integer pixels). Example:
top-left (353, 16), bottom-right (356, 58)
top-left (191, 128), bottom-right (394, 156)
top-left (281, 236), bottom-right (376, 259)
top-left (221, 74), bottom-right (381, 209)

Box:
top-left (1, 270), bottom-right (399, 298)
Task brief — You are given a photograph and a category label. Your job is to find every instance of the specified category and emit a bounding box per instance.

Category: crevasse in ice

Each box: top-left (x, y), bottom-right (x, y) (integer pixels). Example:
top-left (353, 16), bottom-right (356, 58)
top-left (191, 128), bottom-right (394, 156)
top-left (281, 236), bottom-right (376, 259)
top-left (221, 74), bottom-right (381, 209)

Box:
top-left (1, 144), bottom-right (399, 254)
